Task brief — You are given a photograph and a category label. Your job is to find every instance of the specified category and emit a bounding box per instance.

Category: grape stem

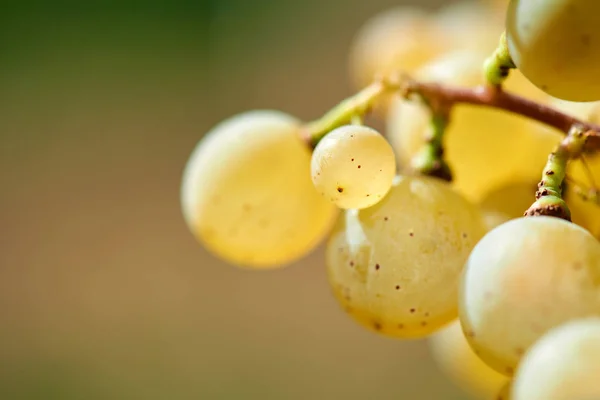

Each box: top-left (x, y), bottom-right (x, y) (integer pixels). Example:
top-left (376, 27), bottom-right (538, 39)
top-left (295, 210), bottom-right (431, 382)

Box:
top-left (524, 126), bottom-right (587, 221)
top-left (483, 32), bottom-right (515, 86)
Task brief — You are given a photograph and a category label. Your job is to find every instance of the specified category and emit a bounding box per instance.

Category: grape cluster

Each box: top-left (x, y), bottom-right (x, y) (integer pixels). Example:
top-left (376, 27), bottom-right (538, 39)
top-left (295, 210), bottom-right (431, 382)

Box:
top-left (181, 1), bottom-right (600, 399)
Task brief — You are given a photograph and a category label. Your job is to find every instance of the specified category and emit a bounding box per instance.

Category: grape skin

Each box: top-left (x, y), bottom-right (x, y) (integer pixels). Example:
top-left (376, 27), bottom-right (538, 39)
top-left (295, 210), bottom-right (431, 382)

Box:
top-left (181, 110), bottom-right (338, 268)
top-left (506, 0), bottom-right (600, 101)
top-left (459, 216), bottom-right (600, 375)
top-left (326, 175), bottom-right (486, 339)
top-left (387, 49), bottom-right (549, 202)
top-left (512, 318), bottom-right (600, 400)
top-left (429, 320), bottom-right (508, 399)
top-left (311, 125), bottom-right (396, 210)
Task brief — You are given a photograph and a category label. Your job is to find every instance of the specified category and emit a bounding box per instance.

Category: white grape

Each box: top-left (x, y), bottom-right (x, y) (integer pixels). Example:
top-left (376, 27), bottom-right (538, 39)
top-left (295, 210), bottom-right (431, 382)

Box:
top-left (311, 125), bottom-right (396, 210)
top-left (181, 110), bottom-right (338, 268)
top-left (513, 318), bottom-right (600, 400)
top-left (459, 216), bottom-right (600, 375)
top-left (506, 0), bottom-right (600, 101)
top-left (429, 320), bottom-right (508, 399)
top-left (327, 175), bottom-right (486, 338)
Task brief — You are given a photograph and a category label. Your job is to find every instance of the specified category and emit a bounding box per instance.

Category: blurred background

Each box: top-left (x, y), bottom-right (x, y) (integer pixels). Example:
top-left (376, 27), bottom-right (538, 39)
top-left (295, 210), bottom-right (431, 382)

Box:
top-left (0, 1), bottom-right (501, 399)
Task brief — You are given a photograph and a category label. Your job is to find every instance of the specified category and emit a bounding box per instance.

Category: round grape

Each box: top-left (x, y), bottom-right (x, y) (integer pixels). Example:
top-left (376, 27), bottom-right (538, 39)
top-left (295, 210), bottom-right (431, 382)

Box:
top-left (327, 175), bottom-right (486, 338)
top-left (506, 0), bottom-right (600, 101)
top-left (512, 318), bottom-right (600, 400)
top-left (429, 320), bottom-right (508, 398)
top-left (459, 216), bottom-right (600, 375)
top-left (311, 125), bottom-right (396, 210)
top-left (181, 110), bottom-right (338, 268)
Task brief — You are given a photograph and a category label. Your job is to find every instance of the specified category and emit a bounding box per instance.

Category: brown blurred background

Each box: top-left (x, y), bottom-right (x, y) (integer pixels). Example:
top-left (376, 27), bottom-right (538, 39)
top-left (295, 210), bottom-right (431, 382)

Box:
top-left (0, 1), bottom-right (480, 398)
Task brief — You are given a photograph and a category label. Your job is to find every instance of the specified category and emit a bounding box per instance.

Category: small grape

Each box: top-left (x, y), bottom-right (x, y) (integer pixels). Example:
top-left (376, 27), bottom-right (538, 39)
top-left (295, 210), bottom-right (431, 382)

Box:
top-left (181, 110), bottom-right (338, 268)
top-left (478, 181), bottom-right (537, 230)
top-left (512, 318), bottom-right (600, 400)
top-left (429, 320), bottom-right (508, 399)
top-left (327, 175), bottom-right (486, 339)
top-left (348, 7), bottom-right (440, 90)
top-left (311, 125), bottom-right (396, 210)
top-left (459, 216), bottom-right (600, 375)
top-left (387, 49), bottom-right (550, 202)
top-left (506, 0), bottom-right (600, 101)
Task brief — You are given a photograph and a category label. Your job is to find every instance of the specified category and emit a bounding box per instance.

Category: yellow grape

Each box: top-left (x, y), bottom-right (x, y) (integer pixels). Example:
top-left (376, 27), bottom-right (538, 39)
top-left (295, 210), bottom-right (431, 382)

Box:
top-left (429, 320), bottom-right (508, 399)
top-left (512, 318), bottom-right (600, 400)
top-left (348, 7), bottom-right (441, 90)
top-left (506, 0), bottom-right (600, 101)
top-left (459, 216), bottom-right (600, 375)
top-left (326, 175), bottom-right (486, 339)
top-left (431, 0), bottom-right (504, 53)
top-left (478, 181), bottom-right (537, 231)
top-left (311, 125), bottom-right (396, 210)
top-left (387, 49), bottom-right (550, 202)
top-left (181, 110), bottom-right (337, 268)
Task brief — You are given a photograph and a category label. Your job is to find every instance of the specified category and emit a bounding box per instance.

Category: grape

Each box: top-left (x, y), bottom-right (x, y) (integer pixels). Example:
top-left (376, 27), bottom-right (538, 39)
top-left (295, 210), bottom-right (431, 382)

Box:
top-left (506, 0), bottom-right (600, 101)
top-left (181, 110), bottom-right (338, 268)
top-left (497, 381), bottom-right (513, 400)
top-left (512, 318), bottom-right (600, 400)
top-left (326, 175), bottom-right (486, 338)
top-left (429, 320), bottom-right (508, 399)
top-left (348, 7), bottom-right (440, 90)
top-left (478, 181), bottom-right (537, 230)
top-left (311, 125), bottom-right (396, 210)
top-left (459, 216), bottom-right (600, 375)
top-left (387, 49), bottom-right (550, 202)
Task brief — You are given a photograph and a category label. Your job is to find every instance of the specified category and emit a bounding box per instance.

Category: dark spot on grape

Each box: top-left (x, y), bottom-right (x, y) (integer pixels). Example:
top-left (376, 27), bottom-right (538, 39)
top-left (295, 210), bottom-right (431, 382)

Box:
top-left (462, 233), bottom-right (467, 239)
top-left (421, 321), bottom-right (428, 327)
top-left (351, 158), bottom-right (354, 162)
top-left (384, 217), bottom-right (389, 221)
top-left (409, 232), bottom-right (414, 237)
top-left (467, 330), bottom-right (476, 338)
top-left (424, 312), bottom-right (429, 317)
top-left (349, 261), bottom-right (354, 267)
top-left (573, 262), bottom-right (582, 270)
top-left (410, 308), bottom-right (416, 313)
top-left (357, 165), bottom-right (361, 169)
top-left (337, 186), bottom-right (344, 193)
top-left (373, 322), bottom-right (382, 331)
top-left (317, 172), bottom-right (320, 176)
top-left (505, 366), bottom-right (514, 375)
top-left (541, 84), bottom-right (549, 91)
top-left (379, 169), bottom-right (382, 172)
top-left (395, 285), bottom-right (400, 290)
top-left (366, 194), bottom-right (370, 197)
top-left (398, 323), bottom-right (404, 329)
top-left (515, 347), bottom-right (525, 356)
top-left (351, 135), bottom-right (354, 138)
top-left (375, 264), bottom-right (380, 270)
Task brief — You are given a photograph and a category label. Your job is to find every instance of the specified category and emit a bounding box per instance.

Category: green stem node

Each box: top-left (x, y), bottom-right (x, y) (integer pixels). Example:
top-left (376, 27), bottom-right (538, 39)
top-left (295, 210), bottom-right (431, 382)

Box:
top-left (410, 112), bottom-right (452, 182)
top-left (483, 32), bottom-right (516, 86)
top-left (525, 125), bottom-right (588, 221)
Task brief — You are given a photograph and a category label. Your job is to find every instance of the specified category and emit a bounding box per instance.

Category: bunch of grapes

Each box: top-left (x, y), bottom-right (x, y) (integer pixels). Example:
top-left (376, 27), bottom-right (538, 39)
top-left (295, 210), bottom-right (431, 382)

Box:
top-left (181, 1), bottom-right (600, 399)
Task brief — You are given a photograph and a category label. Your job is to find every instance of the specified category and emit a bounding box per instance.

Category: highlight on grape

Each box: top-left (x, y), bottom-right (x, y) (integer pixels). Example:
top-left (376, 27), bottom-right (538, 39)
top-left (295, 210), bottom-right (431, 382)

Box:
top-left (182, 1), bottom-right (600, 398)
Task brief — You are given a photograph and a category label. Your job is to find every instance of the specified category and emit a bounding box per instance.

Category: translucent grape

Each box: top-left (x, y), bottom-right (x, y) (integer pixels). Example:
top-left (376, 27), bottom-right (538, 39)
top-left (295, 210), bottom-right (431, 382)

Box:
top-left (429, 320), bottom-right (508, 398)
top-left (181, 110), bottom-right (338, 268)
top-left (478, 181), bottom-right (537, 230)
top-left (348, 7), bottom-right (440, 90)
top-left (311, 125), bottom-right (396, 210)
top-left (459, 216), bottom-right (600, 375)
top-left (513, 318), bottom-right (600, 400)
top-left (506, 0), bottom-right (600, 101)
top-left (326, 175), bottom-right (486, 338)
top-left (387, 49), bottom-right (550, 202)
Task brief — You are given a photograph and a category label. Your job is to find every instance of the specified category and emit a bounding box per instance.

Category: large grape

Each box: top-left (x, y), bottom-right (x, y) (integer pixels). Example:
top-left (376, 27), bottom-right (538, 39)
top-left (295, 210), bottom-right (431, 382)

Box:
top-left (459, 216), bottom-right (600, 375)
top-left (429, 320), bottom-right (508, 398)
top-left (506, 0), bottom-right (600, 101)
top-left (387, 49), bottom-right (550, 202)
top-left (311, 125), bottom-right (396, 210)
top-left (512, 318), bottom-right (600, 400)
top-left (181, 110), bottom-right (337, 268)
top-left (327, 175), bottom-right (486, 338)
